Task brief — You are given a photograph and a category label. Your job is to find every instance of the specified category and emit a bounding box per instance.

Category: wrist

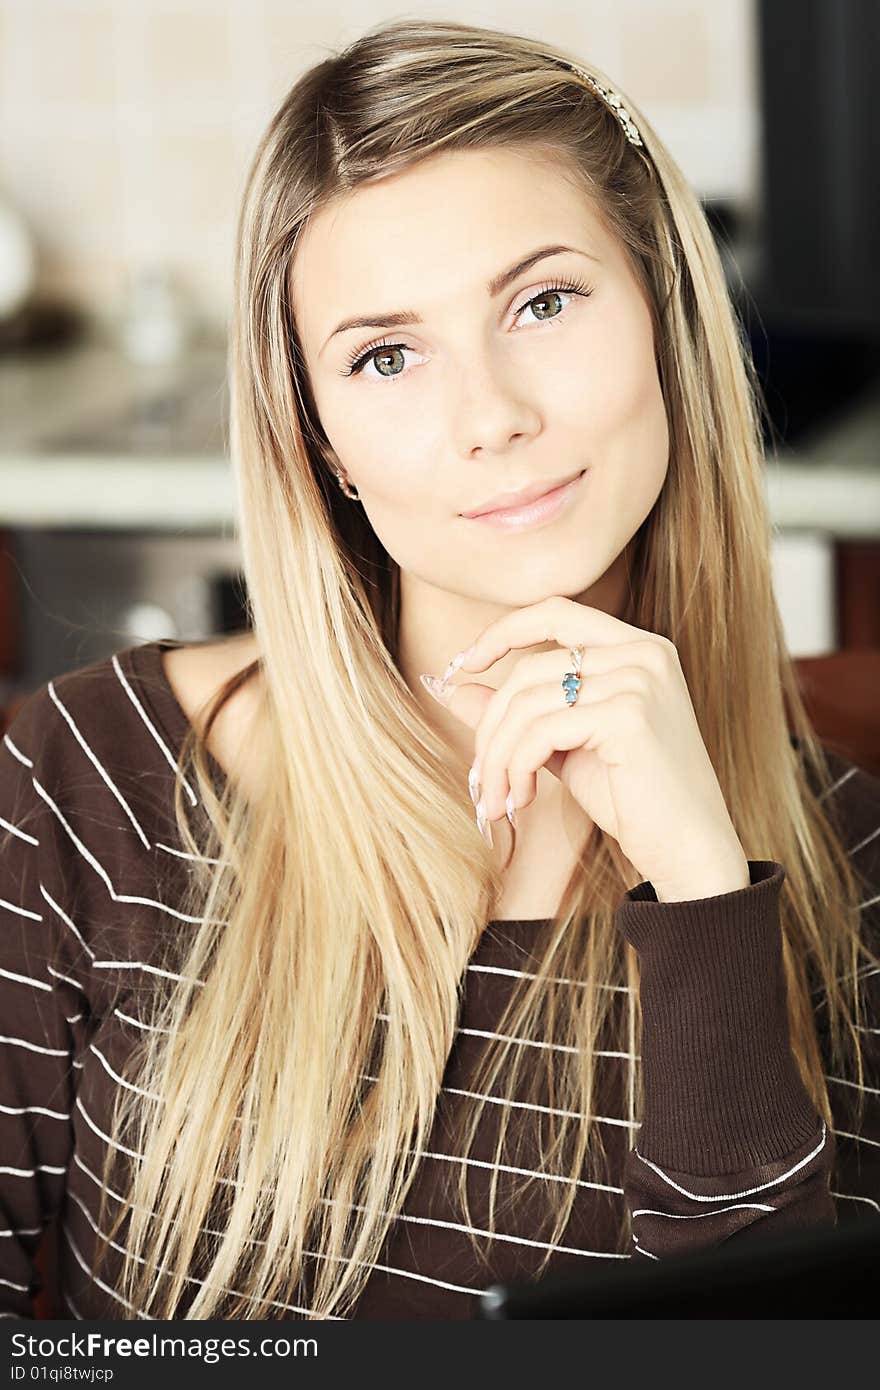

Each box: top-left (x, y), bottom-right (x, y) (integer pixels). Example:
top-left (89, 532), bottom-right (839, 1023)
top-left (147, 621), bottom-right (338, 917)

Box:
top-left (653, 844), bottom-right (750, 903)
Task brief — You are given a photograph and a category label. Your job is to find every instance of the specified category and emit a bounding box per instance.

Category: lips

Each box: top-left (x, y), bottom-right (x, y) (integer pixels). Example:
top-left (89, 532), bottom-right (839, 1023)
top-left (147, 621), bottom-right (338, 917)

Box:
top-left (461, 468), bottom-right (584, 519)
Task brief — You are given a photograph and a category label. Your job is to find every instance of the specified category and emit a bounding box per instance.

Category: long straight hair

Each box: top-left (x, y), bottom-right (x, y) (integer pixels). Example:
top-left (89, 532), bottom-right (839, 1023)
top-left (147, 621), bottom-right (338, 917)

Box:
top-left (92, 18), bottom-right (876, 1319)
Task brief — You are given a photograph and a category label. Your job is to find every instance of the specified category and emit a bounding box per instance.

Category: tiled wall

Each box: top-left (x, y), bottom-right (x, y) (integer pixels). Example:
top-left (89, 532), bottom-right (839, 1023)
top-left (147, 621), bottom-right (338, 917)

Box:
top-left (0, 0), bottom-right (759, 331)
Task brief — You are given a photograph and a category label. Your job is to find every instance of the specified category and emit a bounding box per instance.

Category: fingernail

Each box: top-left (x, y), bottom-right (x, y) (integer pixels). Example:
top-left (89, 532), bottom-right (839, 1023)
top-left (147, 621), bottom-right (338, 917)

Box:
top-left (440, 649), bottom-right (470, 684)
top-left (419, 673), bottom-right (454, 706)
top-left (475, 797), bottom-right (493, 847)
top-left (505, 790), bottom-right (517, 830)
top-left (468, 759), bottom-right (481, 806)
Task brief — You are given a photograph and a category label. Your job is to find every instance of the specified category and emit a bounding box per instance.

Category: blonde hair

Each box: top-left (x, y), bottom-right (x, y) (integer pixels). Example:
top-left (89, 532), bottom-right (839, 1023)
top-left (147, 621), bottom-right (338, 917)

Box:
top-left (93, 18), bottom-right (876, 1318)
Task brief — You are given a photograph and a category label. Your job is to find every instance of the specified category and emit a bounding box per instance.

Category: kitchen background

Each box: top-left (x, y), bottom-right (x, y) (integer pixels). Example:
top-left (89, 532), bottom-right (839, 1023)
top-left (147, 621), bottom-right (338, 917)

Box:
top-left (0, 1), bottom-right (878, 719)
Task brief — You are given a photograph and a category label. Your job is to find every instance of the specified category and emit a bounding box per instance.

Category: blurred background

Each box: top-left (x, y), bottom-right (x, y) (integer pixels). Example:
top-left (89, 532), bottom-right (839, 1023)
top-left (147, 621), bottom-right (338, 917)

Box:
top-left (0, 0), bottom-right (878, 753)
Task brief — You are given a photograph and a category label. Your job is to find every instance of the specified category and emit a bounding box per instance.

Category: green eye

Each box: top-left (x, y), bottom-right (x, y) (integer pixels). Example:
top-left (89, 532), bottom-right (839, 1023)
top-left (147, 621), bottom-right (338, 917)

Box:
top-left (340, 276), bottom-right (593, 380)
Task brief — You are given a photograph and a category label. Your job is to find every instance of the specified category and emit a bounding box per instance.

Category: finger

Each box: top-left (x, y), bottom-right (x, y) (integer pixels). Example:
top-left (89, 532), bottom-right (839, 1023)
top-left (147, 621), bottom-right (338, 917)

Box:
top-left (455, 595), bottom-right (658, 678)
top-left (507, 765), bottom-right (539, 820)
top-left (508, 687), bottom-right (651, 804)
top-left (423, 677), bottom-right (496, 731)
top-left (480, 667), bottom-right (648, 821)
top-left (472, 648), bottom-right (562, 772)
top-left (473, 638), bottom-right (667, 775)
top-left (479, 680), bottom-right (557, 824)
top-left (484, 699), bottom-right (601, 824)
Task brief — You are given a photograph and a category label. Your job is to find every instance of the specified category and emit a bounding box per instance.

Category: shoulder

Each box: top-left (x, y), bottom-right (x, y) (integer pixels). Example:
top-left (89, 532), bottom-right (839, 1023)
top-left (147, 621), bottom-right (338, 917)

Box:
top-left (0, 636), bottom-right (265, 1011)
top-left (160, 631), bottom-right (261, 729)
top-left (3, 642), bottom-right (171, 792)
top-left (1, 648), bottom-right (183, 893)
top-left (3, 631), bottom-right (262, 793)
top-left (159, 632), bottom-right (263, 795)
top-left (0, 646), bottom-right (180, 983)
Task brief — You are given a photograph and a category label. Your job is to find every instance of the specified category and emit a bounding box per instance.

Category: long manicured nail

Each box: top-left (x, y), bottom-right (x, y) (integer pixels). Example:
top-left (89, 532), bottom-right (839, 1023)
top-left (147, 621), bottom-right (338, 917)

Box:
top-left (475, 797), bottom-right (493, 847)
top-left (440, 649), bottom-right (469, 684)
top-left (419, 673), bottom-right (454, 705)
top-left (505, 790), bottom-right (517, 829)
top-left (468, 759), bottom-right (481, 807)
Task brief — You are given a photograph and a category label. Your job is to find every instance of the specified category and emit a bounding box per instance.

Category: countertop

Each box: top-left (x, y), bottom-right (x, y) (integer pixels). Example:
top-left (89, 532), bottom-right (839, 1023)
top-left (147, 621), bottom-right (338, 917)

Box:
top-left (1, 332), bottom-right (879, 535)
top-left (0, 332), bottom-right (236, 530)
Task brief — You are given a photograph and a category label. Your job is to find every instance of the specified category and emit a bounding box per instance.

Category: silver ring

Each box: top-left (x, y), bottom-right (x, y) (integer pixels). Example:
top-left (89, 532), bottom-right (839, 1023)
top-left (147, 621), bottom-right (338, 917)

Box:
top-left (561, 645), bottom-right (584, 707)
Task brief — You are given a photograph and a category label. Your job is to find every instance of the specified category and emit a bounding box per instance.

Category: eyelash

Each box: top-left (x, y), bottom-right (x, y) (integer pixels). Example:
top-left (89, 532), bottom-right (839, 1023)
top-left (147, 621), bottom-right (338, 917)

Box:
top-left (338, 276), bottom-right (594, 379)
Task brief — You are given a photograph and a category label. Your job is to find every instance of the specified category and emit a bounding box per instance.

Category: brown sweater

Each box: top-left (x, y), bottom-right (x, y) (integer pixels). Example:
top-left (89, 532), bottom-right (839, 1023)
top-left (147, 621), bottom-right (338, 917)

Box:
top-left (1, 639), bottom-right (878, 1320)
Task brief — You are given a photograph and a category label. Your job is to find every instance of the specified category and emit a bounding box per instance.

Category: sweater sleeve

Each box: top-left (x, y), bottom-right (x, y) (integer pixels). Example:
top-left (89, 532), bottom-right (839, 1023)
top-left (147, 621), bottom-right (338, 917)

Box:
top-left (1, 688), bottom-right (89, 1319)
top-left (615, 859), bottom-right (835, 1260)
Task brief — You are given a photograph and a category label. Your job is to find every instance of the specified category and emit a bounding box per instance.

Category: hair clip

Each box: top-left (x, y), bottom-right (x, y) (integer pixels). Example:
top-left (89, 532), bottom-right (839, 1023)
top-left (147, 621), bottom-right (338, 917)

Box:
top-left (556, 60), bottom-right (645, 148)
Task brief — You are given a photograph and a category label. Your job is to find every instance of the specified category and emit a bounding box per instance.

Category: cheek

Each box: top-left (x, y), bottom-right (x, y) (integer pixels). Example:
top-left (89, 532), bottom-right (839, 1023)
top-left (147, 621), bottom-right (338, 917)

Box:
top-left (580, 359), bottom-right (670, 518)
top-left (320, 386), bottom-right (439, 500)
top-left (581, 328), bottom-right (667, 458)
top-left (316, 388), bottom-right (449, 569)
top-left (344, 443), bottom-right (443, 566)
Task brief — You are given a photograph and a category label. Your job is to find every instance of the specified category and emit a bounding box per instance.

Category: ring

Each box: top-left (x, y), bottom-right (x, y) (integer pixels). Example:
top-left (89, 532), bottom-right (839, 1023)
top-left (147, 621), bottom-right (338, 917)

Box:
top-left (561, 645), bottom-right (584, 707)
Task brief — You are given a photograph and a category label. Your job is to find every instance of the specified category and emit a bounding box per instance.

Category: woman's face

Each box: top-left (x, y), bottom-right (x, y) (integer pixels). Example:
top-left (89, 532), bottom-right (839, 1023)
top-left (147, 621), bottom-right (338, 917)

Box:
top-left (290, 145), bottom-right (669, 613)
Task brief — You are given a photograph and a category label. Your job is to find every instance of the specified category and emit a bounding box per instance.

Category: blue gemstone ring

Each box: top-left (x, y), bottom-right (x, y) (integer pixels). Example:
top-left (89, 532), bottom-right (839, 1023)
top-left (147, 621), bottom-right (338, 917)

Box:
top-left (562, 645), bottom-right (584, 707)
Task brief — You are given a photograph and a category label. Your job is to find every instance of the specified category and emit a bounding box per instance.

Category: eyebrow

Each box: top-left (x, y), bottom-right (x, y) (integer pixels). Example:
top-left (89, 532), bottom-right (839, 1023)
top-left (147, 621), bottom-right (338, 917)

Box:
top-left (319, 243), bottom-right (599, 356)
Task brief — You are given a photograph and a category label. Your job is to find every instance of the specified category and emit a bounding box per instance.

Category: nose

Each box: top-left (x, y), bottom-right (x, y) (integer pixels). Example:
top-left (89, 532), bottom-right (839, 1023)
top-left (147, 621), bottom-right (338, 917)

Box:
top-left (447, 347), bottom-right (542, 458)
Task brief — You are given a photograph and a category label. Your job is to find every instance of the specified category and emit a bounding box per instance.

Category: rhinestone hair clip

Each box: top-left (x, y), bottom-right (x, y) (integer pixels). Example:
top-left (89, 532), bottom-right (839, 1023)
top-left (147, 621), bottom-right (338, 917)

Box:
top-left (556, 59), bottom-right (645, 148)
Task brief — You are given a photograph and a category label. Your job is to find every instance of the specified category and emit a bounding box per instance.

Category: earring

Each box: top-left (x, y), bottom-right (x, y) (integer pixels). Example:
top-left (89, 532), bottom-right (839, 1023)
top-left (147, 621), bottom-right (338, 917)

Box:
top-left (334, 469), bottom-right (360, 501)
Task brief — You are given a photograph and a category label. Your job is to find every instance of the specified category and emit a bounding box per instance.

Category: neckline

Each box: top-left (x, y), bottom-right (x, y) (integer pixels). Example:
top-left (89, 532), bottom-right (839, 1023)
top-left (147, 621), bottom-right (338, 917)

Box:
top-left (124, 638), bottom-right (233, 802)
top-left (124, 638), bottom-right (551, 928)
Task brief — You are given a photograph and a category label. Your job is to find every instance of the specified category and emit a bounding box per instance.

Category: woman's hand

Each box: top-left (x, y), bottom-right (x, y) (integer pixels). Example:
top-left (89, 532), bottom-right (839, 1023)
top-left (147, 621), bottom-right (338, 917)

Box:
top-left (421, 596), bottom-right (750, 902)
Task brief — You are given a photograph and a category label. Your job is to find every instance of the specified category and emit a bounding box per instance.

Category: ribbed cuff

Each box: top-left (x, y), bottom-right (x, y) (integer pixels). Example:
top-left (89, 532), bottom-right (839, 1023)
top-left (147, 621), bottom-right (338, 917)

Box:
top-left (616, 860), bottom-right (820, 1176)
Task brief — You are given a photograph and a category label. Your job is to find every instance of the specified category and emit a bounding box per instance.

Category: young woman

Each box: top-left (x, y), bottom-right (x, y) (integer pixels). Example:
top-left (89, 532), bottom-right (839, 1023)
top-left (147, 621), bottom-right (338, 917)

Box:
top-left (1, 18), bottom-right (878, 1322)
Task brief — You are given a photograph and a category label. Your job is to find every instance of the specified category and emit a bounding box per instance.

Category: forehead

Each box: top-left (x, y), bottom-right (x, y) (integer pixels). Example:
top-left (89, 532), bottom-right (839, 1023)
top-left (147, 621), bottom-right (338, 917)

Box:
top-left (289, 146), bottom-right (620, 345)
